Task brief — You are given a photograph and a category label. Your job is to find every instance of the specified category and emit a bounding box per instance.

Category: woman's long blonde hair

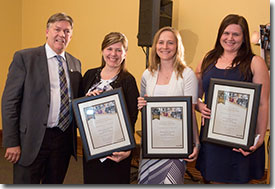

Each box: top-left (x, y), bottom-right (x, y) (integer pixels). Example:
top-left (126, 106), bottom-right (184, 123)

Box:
top-left (148, 26), bottom-right (186, 78)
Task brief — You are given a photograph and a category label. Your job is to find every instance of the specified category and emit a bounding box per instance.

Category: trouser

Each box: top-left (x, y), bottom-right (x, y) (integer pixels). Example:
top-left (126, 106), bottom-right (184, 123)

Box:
top-left (13, 126), bottom-right (73, 184)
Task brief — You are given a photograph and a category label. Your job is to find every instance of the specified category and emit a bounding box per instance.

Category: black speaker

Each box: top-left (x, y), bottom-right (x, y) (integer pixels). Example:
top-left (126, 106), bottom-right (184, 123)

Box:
top-left (137, 0), bottom-right (173, 47)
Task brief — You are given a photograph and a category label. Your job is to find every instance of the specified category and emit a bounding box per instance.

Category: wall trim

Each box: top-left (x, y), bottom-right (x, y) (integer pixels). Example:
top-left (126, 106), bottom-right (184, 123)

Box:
top-left (77, 136), bottom-right (83, 156)
top-left (0, 130), bottom-right (2, 146)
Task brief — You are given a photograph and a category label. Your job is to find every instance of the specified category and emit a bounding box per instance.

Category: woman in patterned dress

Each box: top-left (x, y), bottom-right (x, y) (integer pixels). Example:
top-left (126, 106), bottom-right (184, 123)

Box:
top-left (137, 26), bottom-right (200, 184)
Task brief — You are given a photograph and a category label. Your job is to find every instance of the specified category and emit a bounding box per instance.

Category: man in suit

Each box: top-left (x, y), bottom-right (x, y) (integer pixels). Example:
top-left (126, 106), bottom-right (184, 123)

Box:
top-left (1, 12), bottom-right (82, 184)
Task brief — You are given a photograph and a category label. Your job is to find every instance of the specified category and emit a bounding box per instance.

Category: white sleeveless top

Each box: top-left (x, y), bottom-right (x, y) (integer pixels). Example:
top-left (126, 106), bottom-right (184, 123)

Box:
top-left (153, 84), bottom-right (169, 96)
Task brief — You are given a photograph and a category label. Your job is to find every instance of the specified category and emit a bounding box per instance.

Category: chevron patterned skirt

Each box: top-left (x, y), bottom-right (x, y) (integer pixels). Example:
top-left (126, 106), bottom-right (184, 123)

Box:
top-left (138, 158), bottom-right (186, 184)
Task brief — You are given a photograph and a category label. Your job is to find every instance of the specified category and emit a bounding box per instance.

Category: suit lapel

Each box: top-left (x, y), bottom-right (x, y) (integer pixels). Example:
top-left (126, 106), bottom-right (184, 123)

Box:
top-left (65, 53), bottom-right (75, 98)
top-left (37, 46), bottom-right (50, 101)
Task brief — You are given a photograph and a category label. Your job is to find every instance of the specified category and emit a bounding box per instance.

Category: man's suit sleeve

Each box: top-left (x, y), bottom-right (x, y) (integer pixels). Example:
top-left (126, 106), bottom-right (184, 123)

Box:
top-left (2, 51), bottom-right (26, 147)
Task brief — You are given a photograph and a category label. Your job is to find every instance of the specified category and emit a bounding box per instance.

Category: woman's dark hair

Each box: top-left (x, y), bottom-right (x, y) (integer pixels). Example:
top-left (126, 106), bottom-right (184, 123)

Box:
top-left (201, 14), bottom-right (254, 79)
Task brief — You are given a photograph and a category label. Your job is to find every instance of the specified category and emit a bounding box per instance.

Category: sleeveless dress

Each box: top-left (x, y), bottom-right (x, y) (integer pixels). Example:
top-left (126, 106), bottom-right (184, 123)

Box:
top-left (195, 63), bottom-right (265, 183)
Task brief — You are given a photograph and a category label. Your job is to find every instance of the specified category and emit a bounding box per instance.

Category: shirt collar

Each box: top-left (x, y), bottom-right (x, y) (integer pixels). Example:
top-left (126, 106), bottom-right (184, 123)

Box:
top-left (45, 43), bottom-right (66, 61)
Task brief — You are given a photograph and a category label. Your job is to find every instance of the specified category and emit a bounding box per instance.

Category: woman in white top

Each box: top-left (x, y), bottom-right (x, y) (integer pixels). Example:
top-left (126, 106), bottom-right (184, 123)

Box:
top-left (137, 26), bottom-right (200, 184)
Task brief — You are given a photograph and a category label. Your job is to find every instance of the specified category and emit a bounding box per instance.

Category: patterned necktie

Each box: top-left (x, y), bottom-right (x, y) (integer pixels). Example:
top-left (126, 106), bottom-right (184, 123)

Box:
top-left (56, 55), bottom-right (70, 131)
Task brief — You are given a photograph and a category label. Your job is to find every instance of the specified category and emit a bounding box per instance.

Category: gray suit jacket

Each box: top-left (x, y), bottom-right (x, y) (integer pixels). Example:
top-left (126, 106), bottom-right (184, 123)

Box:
top-left (1, 45), bottom-right (82, 166)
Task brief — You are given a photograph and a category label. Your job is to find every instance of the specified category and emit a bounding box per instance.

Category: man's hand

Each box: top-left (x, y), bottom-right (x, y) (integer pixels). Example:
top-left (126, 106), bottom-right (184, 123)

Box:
top-left (5, 146), bottom-right (21, 164)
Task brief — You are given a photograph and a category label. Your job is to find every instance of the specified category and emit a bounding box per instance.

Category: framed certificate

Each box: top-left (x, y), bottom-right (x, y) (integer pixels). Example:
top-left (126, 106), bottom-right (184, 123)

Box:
top-left (72, 88), bottom-right (136, 161)
top-left (202, 78), bottom-right (262, 151)
top-left (142, 96), bottom-right (193, 158)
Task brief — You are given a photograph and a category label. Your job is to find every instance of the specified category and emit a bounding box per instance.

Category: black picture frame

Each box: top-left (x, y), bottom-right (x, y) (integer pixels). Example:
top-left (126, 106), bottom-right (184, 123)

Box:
top-left (202, 78), bottom-right (262, 151)
top-left (72, 88), bottom-right (136, 161)
top-left (142, 96), bottom-right (193, 158)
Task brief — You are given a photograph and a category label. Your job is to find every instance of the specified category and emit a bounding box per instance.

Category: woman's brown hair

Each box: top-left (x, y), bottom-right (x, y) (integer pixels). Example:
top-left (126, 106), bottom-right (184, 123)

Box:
top-left (201, 14), bottom-right (254, 80)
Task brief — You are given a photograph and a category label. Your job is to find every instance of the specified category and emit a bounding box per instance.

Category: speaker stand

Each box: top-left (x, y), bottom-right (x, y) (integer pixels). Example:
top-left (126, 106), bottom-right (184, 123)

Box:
top-left (145, 46), bottom-right (150, 68)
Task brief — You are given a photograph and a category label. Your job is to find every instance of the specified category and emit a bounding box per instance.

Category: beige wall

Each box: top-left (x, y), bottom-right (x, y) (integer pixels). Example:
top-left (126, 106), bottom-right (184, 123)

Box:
top-left (0, 0), bottom-right (22, 130)
top-left (173, 0), bottom-right (270, 70)
top-left (0, 0), bottom-right (270, 133)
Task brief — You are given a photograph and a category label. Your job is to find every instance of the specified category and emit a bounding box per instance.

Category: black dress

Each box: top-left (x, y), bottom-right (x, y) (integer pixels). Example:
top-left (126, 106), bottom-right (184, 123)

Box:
top-left (82, 67), bottom-right (139, 184)
top-left (195, 63), bottom-right (265, 183)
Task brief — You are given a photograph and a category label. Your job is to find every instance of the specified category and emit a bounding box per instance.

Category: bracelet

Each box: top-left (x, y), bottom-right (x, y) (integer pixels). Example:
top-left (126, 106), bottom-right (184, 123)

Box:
top-left (198, 98), bottom-right (204, 103)
top-left (193, 143), bottom-right (201, 149)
